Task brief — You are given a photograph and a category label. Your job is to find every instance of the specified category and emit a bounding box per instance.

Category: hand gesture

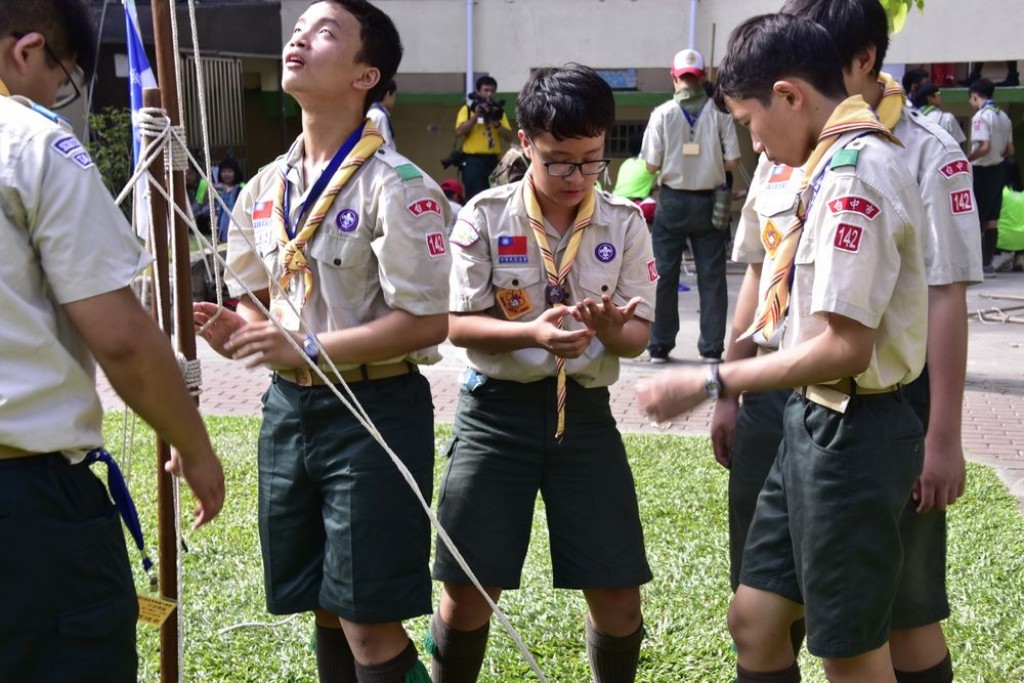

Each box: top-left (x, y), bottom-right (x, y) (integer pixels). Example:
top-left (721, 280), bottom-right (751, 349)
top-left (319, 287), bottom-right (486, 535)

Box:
top-left (710, 396), bottom-right (739, 469)
top-left (224, 319), bottom-right (305, 369)
top-left (194, 302), bottom-right (246, 358)
top-left (913, 433), bottom-right (967, 513)
top-left (636, 367), bottom-right (708, 423)
top-left (165, 447), bottom-right (225, 529)
top-left (571, 295), bottom-right (642, 337)
top-left (531, 306), bottom-right (594, 359)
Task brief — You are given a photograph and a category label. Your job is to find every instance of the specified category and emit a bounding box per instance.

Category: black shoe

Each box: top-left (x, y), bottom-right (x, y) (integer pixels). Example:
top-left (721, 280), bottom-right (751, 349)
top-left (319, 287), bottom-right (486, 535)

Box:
top-left (647, 348), bottom-right (670, 364)
top-left (996, 74), bottom-right (1020, 87)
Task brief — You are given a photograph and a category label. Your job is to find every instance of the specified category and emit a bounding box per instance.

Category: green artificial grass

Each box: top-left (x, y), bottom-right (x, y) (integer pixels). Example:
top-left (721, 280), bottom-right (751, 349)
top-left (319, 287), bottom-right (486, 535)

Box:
top-left (102, 414), bottom-right (1024, 682)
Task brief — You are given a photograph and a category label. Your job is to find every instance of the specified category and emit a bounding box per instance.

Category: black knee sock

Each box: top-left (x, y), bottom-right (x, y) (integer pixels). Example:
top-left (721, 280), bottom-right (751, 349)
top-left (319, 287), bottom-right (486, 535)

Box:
top-left (895, 650), bottom-right (953, 683)
top-left (736, 662), bottom-right (802, 683)
top-left (789, 619), bottom-right (806, 660)
top-left (426, 611), bottom-right (490, 683)
top-left (983, 229), bottom-right (999, 266)
top-left (315, 625), bottom-right (357, 683)
top-left (354, 639), bottom-right (426, 683)
top-left (585, 620), bottom-right (644, 683)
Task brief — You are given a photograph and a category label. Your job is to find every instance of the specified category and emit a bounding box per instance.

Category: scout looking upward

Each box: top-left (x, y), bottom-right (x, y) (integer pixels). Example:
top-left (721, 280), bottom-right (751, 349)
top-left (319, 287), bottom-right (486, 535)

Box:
top-left (195, 1), bottom-right (450, 681)
top-left (429, 64), bottom-right (657, 682)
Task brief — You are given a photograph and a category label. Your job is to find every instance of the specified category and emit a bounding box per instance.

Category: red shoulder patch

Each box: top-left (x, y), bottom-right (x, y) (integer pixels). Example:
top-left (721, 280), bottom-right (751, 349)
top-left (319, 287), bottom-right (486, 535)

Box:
top-left (408, 198), bottom-right (443, 218)
top-left (949, 189), bottom-right (975, 215)
top-left (647, 258), bottom-right (659, 282)
top-left (833, 223), bottom-right (863, 254)
top-left (828, 196), bottom-right (880, 220)
top-left (938, 160), bottom-right (970, 179)
top-left (426, 231), bottom-right (447, 257)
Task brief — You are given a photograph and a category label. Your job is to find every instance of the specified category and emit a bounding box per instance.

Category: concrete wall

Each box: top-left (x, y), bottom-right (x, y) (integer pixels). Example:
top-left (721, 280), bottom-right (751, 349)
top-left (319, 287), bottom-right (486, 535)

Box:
top-left (281, 0), bottom-right (1024, 93)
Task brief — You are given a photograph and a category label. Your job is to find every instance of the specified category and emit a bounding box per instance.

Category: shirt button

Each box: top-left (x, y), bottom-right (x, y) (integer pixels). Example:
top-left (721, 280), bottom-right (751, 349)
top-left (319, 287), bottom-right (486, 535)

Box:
top-left (512, 279), bottom-right (520, 286)
top-left (601, 285), bottom-right (609, 292)
top-left (333, 258), bottom-right (342, 266)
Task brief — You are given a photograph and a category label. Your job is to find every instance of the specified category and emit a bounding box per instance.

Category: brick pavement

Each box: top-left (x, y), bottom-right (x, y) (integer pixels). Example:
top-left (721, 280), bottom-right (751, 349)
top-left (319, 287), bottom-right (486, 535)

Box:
top-left (96, 269), bottom-right (1024, 509)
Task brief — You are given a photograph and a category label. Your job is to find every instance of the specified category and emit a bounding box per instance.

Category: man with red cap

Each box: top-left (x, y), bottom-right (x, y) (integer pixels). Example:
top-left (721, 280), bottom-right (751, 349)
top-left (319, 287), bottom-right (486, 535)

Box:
top-left (642, 48), bottom-right (741, 364)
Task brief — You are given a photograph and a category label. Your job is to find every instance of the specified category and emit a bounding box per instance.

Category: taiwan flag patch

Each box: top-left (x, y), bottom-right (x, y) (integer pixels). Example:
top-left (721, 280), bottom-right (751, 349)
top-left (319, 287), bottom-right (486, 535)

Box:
top-left (497, 235), bottom-right (528, 263)
top-left (252, 201), bottom-right (273, 221)
top-left (767, 164), bottom-right (794, 187)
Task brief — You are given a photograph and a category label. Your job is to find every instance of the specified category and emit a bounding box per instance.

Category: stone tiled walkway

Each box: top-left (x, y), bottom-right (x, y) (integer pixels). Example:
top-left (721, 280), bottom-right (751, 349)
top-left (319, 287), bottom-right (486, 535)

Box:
top-left (97, 270), bottom-right (1024, 509)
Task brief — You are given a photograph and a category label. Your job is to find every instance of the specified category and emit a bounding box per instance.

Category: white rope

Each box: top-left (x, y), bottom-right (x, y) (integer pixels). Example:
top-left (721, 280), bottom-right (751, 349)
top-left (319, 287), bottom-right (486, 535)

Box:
top-left (218, 613), bottom-right (301, 635)
top-left (172, 471), bottom-right (184, 683)
top-left (118, 43), bottom-right (549, 683)
top-left (177, 352), bottom-right (203, 397)
top-left (186, 0), bottom-right (225, 312)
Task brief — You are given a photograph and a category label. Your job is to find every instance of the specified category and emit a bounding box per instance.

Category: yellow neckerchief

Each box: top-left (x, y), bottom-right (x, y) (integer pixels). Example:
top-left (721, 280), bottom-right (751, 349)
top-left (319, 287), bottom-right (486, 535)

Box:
top-left (275, 120), bottom-right (384, 305)
top-left (876, 72), bottom-right (906, 131)
top-left (0, 77), bottom-right (10, 97)
top-left (522, 170), bottom-right (595, 442)
top-left (746, 96), bottom-right (898, 343)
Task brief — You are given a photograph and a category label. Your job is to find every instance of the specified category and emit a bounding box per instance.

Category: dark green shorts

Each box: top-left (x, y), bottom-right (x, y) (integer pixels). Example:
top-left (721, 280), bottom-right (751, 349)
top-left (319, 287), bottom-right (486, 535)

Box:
top-left (728, 389), bottom-right (790, 591)
top-left (258, 373), bottom-right (435, 623)
top-left (432, 377), bottom-right (652, 590)
top-left (739, 392), bottom-right (923, 659)
top-left (891, 366), bottom-right (950, 629)
top-left (0, 454), bottom-right (138, 681)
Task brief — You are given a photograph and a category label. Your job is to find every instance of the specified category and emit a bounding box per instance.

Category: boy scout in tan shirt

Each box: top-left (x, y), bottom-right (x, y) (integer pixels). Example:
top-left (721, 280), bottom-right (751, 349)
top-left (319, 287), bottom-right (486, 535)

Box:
top-left (195, 2), bottom-right (448, 681)
top-left (428, 64), bottom-right (656, 683)
top-left (711, 2), bottom-right (983, 680)
top-left (639, 14), bottom-right (929, 682)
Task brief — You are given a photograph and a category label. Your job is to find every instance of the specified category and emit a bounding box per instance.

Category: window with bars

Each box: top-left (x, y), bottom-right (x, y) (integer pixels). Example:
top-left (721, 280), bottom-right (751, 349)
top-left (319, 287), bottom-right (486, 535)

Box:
top-left (606, 121), bottom-right (647, 158)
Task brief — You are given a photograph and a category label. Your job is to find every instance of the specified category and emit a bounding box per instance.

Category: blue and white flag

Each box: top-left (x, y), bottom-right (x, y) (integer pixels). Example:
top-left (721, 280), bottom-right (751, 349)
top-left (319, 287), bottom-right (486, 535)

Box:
top-left (124, 0), bottom-right (157, 239)
top-left (124, 0), bottom-right (157, 165)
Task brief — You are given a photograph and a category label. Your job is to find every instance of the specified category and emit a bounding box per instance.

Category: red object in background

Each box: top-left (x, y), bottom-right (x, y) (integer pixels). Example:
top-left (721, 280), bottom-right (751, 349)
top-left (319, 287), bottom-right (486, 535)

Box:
top-left (931, 63), bottom-right (956, 87)
top-left (637, 197), bottom-right (657, 223)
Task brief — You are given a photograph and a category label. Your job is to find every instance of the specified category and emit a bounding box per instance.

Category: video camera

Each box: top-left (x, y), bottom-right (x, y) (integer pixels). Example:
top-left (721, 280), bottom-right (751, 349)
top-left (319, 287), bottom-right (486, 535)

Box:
top-left (467, 91), bottom-right (506, 125)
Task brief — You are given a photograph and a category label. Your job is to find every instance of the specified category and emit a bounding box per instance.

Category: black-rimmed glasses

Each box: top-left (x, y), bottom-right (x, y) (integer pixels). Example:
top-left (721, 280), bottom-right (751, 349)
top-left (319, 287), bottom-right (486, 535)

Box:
top-left (11, 32), bottom-right (83, 109)
top-left (528, 140), bottom-right (610, 177)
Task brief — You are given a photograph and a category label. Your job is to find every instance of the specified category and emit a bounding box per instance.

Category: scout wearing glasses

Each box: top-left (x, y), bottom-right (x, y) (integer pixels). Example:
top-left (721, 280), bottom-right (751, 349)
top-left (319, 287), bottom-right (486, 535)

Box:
top-left (428, 64), bottom-right (656, 683)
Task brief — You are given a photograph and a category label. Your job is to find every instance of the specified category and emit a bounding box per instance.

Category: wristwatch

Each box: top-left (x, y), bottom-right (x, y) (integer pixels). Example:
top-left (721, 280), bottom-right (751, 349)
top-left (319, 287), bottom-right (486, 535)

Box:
top-left (302, 333), bottom-right (320, 366)
top-left (704, 363), bottom-right (724, 400)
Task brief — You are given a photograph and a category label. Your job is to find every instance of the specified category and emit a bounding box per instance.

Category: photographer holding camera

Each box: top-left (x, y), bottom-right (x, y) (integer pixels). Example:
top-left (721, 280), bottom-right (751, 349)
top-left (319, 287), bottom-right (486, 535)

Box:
top-left (454, 75), bottom-right (514, 199)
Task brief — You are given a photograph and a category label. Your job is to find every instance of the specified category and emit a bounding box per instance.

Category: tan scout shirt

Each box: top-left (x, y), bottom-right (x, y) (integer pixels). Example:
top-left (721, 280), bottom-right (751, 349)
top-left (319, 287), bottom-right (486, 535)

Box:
top-left (893, 107), bottom-right (983, 286)
top-left (970, 104), bottom-right (1013, 167)
top-left (641, 99), bottom-right (740, 191)
top-left (448, 183), bottom-right (657, 388)
top-left (733, 155), bottom-right (807, 349)
top-left (227, 135), bottom-right (452, 367)
top-left (786, 132), bottom-right (928, 389)
top-left (921, 108), bottom-right (965, 145)
top-left (0, 96), bottom-right (150, 457)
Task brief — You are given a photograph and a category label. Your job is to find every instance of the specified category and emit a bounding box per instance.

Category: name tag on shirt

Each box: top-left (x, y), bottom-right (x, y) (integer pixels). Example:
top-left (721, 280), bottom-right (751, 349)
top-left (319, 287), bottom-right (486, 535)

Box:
top-left (254, 225), bottom-right (274, 255)
top-left (683, 142), bottom-right (701, 156)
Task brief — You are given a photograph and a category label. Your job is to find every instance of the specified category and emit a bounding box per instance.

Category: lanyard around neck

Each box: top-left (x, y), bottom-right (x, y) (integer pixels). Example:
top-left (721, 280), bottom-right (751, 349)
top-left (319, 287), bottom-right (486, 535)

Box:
top-left (284, 122), bottom-right (365, 238)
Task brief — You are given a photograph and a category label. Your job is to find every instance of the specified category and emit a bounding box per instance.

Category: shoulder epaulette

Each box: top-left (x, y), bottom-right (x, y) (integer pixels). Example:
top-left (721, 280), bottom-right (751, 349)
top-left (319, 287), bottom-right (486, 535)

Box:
top-left (830, 148), bottom-right (860, 169)
top-left (393, 163), bottom-right (422, 181)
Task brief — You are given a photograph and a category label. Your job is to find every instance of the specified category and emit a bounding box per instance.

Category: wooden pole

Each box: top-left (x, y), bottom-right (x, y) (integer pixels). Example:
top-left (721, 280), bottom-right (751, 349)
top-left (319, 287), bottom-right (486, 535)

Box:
top-left (148, 1), bottom-right (200, 680)
top-left (141, 86), bottom-right (179, 683)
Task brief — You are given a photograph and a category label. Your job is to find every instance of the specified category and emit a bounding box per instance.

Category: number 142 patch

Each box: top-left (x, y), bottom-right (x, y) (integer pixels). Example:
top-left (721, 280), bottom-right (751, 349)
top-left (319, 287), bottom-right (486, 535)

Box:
top-left (833, 223), bottom-right (863, 254)
top-left (949, 189), bottom-right (975, 215)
